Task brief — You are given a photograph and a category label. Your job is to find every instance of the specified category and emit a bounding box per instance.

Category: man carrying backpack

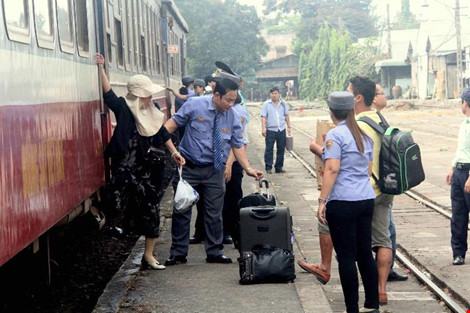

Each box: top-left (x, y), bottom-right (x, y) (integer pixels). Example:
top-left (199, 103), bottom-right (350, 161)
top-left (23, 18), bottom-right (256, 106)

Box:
top-left (447, 88), bottom-right (470, 266)
top-left (373, 84), bottom-right (409, 282)
top-left (350, 76), bottom-right (393, 305)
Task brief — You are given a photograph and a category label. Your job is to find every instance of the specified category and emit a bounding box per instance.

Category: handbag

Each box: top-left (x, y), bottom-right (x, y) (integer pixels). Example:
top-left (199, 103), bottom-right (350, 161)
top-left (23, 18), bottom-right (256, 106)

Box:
top-left (238, 245), bottom-right (296, 284)
top-left (238, 179), bottom-right (276, 208)
top-left (138, 135), bottom-right (166, 164)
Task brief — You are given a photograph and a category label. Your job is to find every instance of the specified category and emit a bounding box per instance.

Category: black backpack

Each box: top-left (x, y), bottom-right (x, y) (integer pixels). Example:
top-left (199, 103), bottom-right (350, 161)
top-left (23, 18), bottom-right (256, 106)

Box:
top-left (358, 112), bottom-right (425, 195)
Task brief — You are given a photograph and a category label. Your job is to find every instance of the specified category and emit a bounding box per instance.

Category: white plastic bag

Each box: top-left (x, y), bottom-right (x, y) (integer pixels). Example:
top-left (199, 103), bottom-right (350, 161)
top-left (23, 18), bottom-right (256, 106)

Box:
top-left (174, 166), bottom-right (199, 213)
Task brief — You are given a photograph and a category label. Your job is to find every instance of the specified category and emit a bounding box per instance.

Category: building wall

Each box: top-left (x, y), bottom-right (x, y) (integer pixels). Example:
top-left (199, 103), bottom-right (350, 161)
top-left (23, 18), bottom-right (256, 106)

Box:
top-left (260, 30), bottom-right (295, 62)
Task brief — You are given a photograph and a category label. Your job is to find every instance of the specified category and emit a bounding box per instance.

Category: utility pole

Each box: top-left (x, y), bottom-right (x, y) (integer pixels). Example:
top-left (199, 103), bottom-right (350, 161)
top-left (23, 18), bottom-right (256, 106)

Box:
top-left (386, 4), bottom-right (392, 58)
top-left (455, 0), bottom-right (463, 96)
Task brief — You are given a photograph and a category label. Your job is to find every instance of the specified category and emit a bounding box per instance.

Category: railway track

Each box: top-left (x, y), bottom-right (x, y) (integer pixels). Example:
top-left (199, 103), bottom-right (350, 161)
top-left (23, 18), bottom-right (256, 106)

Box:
top-left (289, 123), bottom-right (469, 313)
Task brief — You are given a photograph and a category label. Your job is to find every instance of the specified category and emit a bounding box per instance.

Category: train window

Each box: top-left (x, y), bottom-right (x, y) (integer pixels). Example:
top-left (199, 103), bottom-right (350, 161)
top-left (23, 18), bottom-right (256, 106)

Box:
top-left (154, 14), bottom-right (160, 74)
top-left (104, 0), bottom-right (110, 28)
top-left (115, 19), bottom-right (124, 67)
top-left (3, 0), bottom-right (30, 43)
top-left (105, 0), bottom-right (113, 64)
top-left (113, 0), bottom-right (123, 67)
top-left (125, 0), bottom-right (133, 70)
top-left (33, 0), bottom-right (54, 49)
top-left (139, 3), bottom-right (147, 72)
top-left (134, 0), bottom-right (139, 69)
top-left (148, 10), bottom-right (154, 73)
top-left (74, 0), bottom-right (89, 56)
top-left (56, 0), bottom-right (74, 53)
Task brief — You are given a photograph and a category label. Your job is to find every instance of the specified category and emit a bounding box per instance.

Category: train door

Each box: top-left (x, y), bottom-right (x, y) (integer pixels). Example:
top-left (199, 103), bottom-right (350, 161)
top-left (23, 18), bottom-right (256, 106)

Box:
top-left (93, 0), bottom-right (112, 181)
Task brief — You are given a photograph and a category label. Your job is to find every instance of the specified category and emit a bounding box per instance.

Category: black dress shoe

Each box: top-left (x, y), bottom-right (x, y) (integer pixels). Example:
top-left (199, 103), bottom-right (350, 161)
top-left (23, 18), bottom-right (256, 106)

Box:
top-left (164, 255), bottom-right (188, 266)
top-left (189, 236), bottom-right (203, 244)
top-left (275, 169), bottom-right (286, 173)
top-left (387, 270), bottom-right (408, 281)
top-left (453, 256), bottom-right (465, 265)
top-left (223, 236), bottom-right (233, 245)
top-left (206, 255), bottom-right (232, 264)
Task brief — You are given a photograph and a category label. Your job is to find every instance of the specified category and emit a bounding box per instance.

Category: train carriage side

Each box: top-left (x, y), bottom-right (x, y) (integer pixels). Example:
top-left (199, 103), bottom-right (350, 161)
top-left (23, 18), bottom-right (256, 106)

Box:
top-left (0, 0), bottom-right (104, 266)
top-left (100, 0), bottom-right (188, 115)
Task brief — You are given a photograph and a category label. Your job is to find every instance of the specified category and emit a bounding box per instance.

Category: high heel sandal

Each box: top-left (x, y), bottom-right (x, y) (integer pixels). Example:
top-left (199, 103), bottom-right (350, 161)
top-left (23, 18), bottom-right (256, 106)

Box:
top-left (141, 257), bottom-right (166, 270)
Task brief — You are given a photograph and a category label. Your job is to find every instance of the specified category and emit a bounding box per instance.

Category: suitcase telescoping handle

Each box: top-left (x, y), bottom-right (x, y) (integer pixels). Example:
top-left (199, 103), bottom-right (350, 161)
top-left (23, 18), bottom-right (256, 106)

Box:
top-left (259, 179), bottom-right (269, 189)
top-left (249, 207), bottom-right (277, 220)
top-left (258, 179), bottom-right (271, 199)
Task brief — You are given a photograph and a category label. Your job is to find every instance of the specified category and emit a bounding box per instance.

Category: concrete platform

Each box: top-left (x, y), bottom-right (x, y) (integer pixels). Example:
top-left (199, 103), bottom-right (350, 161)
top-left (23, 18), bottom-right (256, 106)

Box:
top-left (94, 104), bottom-right (468, 313)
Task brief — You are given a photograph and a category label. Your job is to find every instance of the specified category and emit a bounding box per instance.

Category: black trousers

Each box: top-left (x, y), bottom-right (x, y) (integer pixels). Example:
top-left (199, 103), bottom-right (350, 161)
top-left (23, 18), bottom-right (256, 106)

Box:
top-left (223, 162), bottom-right (244, 240)
top-left (326, 199), bottom-right (378, 313)
top-left (193, 186), bottom-right (206, 239)
top-left (451, 168), bottom-right (470, 258)
top-left (264, 129), bottom-right (286, 171)
top-left (193, 162), bottom-right (244, 240)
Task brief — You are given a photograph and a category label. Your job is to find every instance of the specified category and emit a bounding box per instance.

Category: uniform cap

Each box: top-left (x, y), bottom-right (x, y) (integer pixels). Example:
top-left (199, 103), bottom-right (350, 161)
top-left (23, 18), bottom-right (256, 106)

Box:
top-left (182, 76), bottom-right (194, 86)
top-left (193, 79), bottom-right (206, 88)
top-left (205, 74), bottom-right (216, 84)
top-left (462, 88), bottom-right (470, 103)
top-left (327, 91), bottom-right (354, 110)
top-left (214, 61), bottom-right (241, 87)
top-left (217, 71), bottom-right (241, 86)
top-left (127, 74), bottom-right (164, 98)
top-left (215, 61), bottom-right (237, 75)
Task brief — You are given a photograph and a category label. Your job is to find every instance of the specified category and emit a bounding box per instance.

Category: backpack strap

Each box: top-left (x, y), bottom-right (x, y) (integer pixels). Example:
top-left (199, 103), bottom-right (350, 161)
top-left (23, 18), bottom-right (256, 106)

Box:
top-left (376, 111), bottom-right (390, 128)
top-left (358, 114), bottom-right (387, 186)
top-left (358, 116), bottom-right (385, 135)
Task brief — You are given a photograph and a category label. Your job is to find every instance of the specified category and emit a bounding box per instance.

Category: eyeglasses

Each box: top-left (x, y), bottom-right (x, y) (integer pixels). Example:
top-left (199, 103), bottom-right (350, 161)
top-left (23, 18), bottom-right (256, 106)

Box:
top-left (376, 92), bottom-right (385, 95)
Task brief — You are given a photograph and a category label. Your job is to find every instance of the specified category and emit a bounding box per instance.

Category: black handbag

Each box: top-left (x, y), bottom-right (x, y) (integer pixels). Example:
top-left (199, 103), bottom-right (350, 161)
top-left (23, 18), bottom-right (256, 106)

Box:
top-left (238, 245), bottom-right (296, 284)
top-left (138, 136), bottom-right (166, 164)
top-left (238, 179), bottom-right (276, 208)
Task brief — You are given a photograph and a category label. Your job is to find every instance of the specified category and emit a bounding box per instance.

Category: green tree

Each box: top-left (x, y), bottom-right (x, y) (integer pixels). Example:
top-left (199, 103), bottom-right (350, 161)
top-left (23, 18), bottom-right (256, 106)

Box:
top-left (175, 0), bottom-right (268, 78)
top-left (299, 24), bottom-right (379, 100)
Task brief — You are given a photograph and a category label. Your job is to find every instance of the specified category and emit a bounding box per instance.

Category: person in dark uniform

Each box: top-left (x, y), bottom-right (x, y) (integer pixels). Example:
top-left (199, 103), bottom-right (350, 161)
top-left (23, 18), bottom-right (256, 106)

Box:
top-left (193, 79), bottom-right (206, 96)
top-left (168, 76), bottom-right (195, 113)
top-left (446, 88), bottom-right (470, 265)
top-left (205, 75), bottom-right (217, 94)
top-left (96, 54), bottom-right (183, 270)
top-left (162, 77), bottom-right (263, 265)
top-left (316, 92), bottom-right (379, 313)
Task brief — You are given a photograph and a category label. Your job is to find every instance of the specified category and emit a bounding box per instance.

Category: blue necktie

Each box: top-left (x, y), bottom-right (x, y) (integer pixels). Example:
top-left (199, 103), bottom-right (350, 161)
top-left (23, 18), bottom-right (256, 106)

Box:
top-left (213, 113), bottom-right (224, 170)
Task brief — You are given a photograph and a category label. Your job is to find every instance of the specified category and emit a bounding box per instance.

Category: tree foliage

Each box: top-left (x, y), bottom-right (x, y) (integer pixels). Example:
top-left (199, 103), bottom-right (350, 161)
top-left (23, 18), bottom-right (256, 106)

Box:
top-left (175, 0), bottom-right (268, 79)
top-left (299, 24), bottom-right (379, 100)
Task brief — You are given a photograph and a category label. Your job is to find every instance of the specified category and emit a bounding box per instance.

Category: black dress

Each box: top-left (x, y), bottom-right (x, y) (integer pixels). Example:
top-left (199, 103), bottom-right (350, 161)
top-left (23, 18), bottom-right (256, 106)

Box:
top-left (103, 90), bottom-right (169, 238)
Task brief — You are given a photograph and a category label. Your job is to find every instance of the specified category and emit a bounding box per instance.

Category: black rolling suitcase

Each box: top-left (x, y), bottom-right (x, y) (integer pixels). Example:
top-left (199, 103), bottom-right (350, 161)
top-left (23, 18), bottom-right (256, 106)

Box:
top-left (239, 206), bottom-right (293, 252)
top-left (238, 206), bottom-right (295, 284)
top-left (233, 179), bottom-right (276, 247)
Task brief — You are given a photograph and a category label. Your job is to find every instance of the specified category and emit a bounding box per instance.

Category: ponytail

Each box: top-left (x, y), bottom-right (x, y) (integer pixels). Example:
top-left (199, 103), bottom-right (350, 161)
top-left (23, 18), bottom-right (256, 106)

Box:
top-left (345, 110), bottom-right (367, 153)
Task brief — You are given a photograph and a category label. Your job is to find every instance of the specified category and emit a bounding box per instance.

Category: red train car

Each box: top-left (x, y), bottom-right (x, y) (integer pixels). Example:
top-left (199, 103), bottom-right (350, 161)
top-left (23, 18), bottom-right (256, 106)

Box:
top-left (0, 0), bottom-right (188, 267)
